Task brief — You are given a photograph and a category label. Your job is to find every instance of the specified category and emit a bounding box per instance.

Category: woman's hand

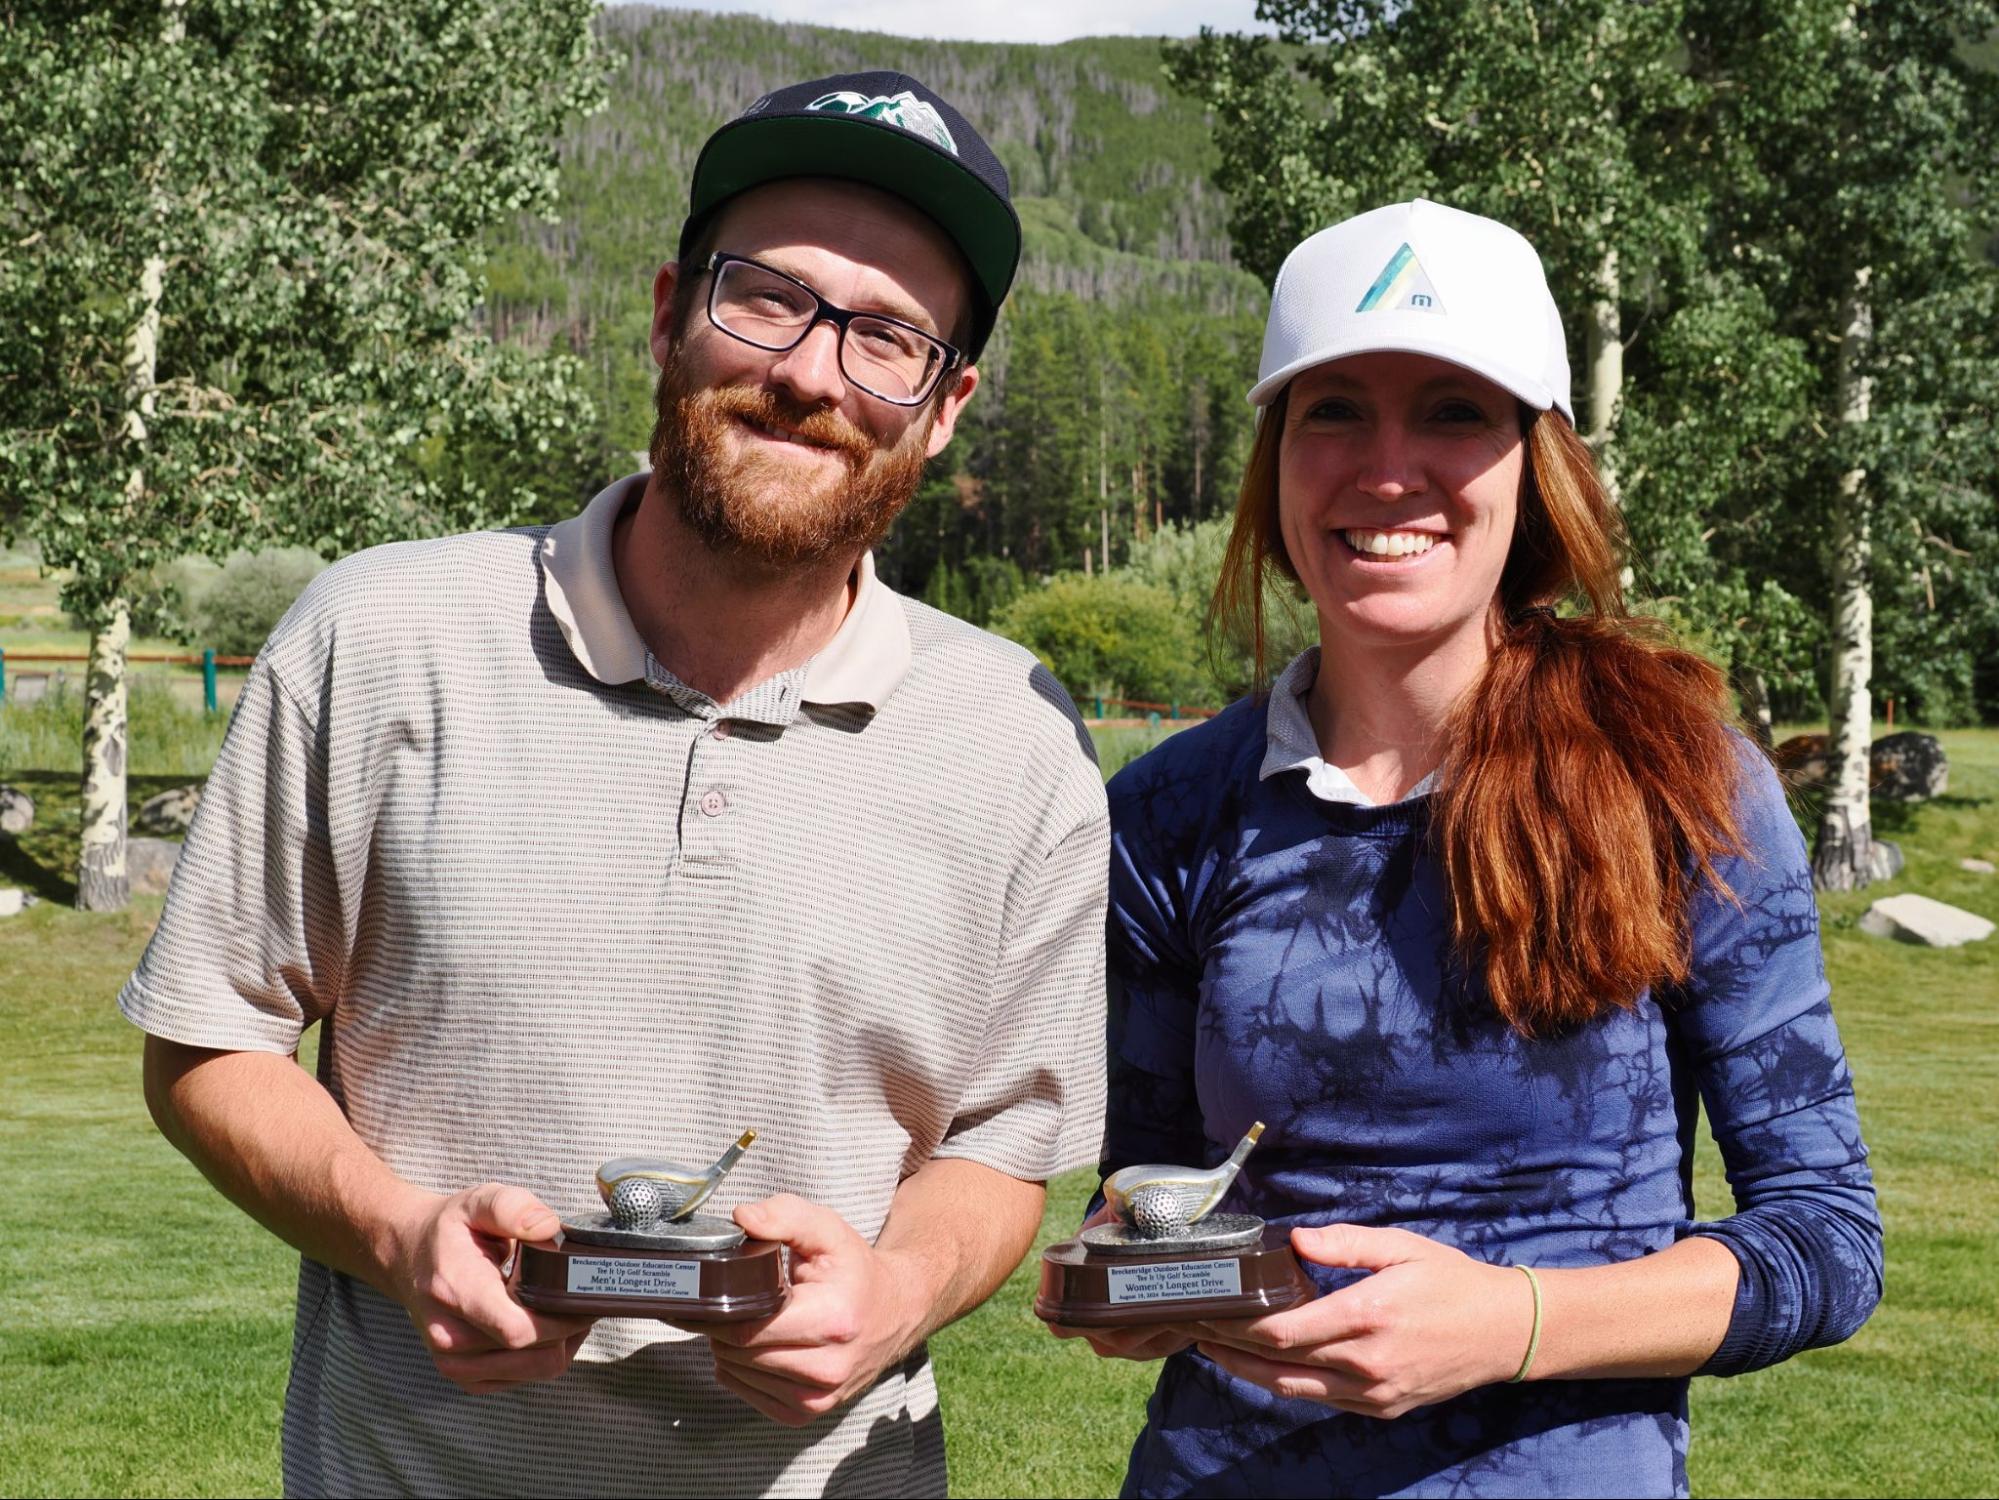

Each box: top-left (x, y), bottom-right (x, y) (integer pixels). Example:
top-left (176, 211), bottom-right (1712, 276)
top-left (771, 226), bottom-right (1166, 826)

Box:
top-left (1046, 1319), bottom-right (1197, 1362)
top-left (1042, 1200), bottom-right (1198, 1363)
top-left (1194, 1224), bottom-right (1534, 1418)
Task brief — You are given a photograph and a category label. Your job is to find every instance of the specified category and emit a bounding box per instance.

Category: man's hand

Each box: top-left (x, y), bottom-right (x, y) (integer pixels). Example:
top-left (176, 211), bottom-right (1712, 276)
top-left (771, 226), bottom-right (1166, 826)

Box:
top-left (694, 1194), bottom-right (923, 1427)
top-left (381, 1182), bottom-right (596, 1396)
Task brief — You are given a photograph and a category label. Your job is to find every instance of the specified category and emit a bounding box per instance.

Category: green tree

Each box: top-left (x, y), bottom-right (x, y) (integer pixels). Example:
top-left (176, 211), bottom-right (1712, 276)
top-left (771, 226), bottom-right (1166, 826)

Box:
top-left (1691, 0), bottom-right (1999, 888)
top-left (0, 0), bottom-right (605, 908)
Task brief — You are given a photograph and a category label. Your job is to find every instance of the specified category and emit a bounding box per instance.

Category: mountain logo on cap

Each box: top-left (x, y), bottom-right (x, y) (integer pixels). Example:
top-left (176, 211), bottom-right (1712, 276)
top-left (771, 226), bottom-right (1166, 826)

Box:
top-left (1356, 244), bottom-right (1445, 314)
top-left (806, 90), bottom-right (960, 156)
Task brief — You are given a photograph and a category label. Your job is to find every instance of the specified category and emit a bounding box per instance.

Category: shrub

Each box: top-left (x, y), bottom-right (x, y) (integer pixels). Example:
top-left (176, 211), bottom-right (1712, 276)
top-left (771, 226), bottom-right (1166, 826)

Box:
top-left (183, 548), bottom-right (327, 656)
top-left (1119, 517), bottom-right (1316, 701)
top-left (992, 575), bottom-right (1208, 707)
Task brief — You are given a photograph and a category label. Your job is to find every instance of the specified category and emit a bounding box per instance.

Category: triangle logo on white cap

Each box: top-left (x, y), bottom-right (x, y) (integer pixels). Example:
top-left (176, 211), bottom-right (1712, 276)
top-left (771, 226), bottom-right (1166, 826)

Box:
top-left (1354, 243), bottom-right (1445, 315)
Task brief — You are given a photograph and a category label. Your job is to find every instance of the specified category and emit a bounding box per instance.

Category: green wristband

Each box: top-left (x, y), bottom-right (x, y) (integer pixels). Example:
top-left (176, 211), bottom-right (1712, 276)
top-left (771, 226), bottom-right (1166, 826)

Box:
top-left (1508, 1265), bottom-right (1543, 1384)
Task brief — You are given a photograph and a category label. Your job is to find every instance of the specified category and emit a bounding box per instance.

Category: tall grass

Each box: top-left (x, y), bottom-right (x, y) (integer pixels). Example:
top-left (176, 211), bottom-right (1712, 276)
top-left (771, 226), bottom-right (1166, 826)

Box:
top-left (1090, 721), bottom-right (1193, 779)
top-left (0, 676), bottom-right (228, 780)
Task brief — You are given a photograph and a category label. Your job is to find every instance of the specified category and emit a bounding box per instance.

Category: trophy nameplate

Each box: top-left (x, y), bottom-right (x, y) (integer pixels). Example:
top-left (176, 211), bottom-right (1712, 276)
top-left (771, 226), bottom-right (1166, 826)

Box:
top-left (510, 1130), bottom-right (789, 1322)
top-left (1035, 1123), bottom-right (1313, 1327)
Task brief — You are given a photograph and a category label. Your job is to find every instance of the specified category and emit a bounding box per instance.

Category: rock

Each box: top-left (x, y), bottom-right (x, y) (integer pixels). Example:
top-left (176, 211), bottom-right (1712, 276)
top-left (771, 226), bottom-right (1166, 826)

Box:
top-left (1869, 732), bottom-right (1948, 802)
top-left (1962, 858), bottom-right (1996, 875)
top-left (126, 837), bottom-right (181, 896)
top-left (1859, 894), bottom-right (1994, 948)
top-left (1866, 838), bottom-right (1905, 882)
top-left (0, 887), bottom-right (34, 918)
top-left (1773, 731), bottom-right (1950, 802)
top-left (135, 784), bottom-right (202, 837)
top-left (1773, 734), bottom-right (1829, 790)
top-left (0, 784), bottom-right (32, 836)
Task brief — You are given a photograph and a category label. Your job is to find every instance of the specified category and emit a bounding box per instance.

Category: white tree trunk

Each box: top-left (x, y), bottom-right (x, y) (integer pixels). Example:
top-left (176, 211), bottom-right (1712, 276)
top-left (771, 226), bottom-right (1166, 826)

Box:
top-left (1813, 269), bottom-right (1875, 892)
top-left (77, 602), bottom-right (132, 910)
top-left (1584, 233), bottom-right (1635, 595)
top-left (79, 248), bottom-right (164, 911)
top-left (1585, 240), bottom-right (1623, 499)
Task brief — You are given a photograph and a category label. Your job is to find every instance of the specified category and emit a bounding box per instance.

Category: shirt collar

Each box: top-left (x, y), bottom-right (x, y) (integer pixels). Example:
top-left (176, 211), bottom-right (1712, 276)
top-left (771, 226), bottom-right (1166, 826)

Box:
top-left (540, 473), bottom-right (913, 715)
top-left (1259, 646), bottom-right (1436, 808)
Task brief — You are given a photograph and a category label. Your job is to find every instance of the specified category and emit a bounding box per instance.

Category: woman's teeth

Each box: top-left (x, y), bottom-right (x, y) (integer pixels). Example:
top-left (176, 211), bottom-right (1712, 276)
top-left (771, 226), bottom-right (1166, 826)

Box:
top-left (1344, 529), bottom-right (1439, 557)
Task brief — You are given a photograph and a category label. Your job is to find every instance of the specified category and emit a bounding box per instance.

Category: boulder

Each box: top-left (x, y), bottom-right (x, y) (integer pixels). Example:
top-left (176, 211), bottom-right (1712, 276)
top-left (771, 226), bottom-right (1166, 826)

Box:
top-left (0, 784), bottom-right (32, 836)
top-left (126, 837), bottom-right (181, 896)
top-left (1869, 732), bottom-right (1948, 802)
top-left (1859, 894), bottom-right (1994, 948)
top-left (135, 784), bottom-right (202, 837)
top-left (1866, 838), bottom-right (1905, 882)
top-left (1962, 858), bottom-right (1996, 876)
top-left (0, 887), bottom-right (33, 918)
top-left (1772, 731), bottom-right (1950, 802)
top-left (1773, 734), bottom-right (1829, 790)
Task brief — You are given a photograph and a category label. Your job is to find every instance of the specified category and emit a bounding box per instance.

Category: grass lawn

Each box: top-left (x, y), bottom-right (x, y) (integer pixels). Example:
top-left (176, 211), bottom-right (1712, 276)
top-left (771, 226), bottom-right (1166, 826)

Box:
top-left (2, 721), bottom-right (1995, 1497)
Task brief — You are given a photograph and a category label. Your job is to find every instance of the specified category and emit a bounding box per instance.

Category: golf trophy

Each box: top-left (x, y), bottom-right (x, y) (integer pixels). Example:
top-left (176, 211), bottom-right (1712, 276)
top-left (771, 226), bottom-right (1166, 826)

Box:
top-left (1035, 1123), bottom-right (1312, 1327)
top-left (510, 1129), bottom-right (789, 1322)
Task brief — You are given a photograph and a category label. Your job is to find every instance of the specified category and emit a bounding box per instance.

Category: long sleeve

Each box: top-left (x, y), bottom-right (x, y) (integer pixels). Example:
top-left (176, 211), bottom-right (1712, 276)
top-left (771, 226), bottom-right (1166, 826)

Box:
top-left (1672, 752), bottom-right (1884, 1376)
top-left (1102, 766), bottom-right (1213, 1180)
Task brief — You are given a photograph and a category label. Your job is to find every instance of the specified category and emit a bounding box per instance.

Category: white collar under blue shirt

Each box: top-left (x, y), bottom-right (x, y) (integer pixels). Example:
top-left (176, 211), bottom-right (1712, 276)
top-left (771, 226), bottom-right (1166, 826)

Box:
top-left (1258, 646), bottom-right (1438, 808)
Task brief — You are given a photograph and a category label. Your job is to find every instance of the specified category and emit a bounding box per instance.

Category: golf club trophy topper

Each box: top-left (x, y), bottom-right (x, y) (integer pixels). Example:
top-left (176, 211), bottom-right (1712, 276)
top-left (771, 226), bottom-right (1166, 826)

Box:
top-left (1035, 1123), bottom-right (1311, 1327)
top-left (510, 1130), bottom-right (789, 1322)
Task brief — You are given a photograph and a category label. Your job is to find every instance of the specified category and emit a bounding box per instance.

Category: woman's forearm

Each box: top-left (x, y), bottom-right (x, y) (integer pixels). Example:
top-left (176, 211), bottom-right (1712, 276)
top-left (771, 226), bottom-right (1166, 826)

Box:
top-left (1524, 1234), bottom-right (1739, 1381)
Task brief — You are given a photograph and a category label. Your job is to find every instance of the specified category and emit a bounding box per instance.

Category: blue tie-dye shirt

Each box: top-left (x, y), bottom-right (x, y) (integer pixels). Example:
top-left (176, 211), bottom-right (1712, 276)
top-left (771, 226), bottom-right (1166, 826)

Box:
top-left (1104, 693), bottom-right (1882, 1499)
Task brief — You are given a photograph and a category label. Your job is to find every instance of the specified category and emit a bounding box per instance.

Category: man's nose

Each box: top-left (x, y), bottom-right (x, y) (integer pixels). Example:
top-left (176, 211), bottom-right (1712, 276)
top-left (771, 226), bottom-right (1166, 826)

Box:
top-left (765, 319), bottom-right (848, 408)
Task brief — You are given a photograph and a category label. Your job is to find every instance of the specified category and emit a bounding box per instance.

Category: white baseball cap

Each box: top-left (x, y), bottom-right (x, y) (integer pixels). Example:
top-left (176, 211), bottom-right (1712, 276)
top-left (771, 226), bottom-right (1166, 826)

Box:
top-left (1248, 198), bottom-right (1573, 421)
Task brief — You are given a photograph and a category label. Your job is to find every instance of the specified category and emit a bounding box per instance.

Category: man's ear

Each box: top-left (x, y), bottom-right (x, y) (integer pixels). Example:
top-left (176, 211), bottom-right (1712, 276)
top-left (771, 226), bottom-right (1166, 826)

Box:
top-left (925, 364), bottom-right (981, 459)
top-left (650, 261), bottom-right (683, 370)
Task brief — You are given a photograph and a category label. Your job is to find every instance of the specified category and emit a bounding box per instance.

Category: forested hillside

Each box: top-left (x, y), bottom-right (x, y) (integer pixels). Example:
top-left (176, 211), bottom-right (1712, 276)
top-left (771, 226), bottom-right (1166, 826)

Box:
top-left (479, 4), bottom-right (1268, 592)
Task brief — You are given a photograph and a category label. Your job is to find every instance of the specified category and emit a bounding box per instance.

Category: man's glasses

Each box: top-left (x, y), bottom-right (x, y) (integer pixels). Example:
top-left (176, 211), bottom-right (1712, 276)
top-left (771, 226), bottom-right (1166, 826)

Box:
top-left (703, 252), bottom-right (962, 407)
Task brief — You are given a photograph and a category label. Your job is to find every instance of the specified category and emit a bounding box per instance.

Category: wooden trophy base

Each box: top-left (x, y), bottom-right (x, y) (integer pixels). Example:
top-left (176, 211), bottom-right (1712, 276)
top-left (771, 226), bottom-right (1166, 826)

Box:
top-left (1035, 1222), bottom-right (1311, 1328)
top-left (510, 1233), bottom-right (789, 1322)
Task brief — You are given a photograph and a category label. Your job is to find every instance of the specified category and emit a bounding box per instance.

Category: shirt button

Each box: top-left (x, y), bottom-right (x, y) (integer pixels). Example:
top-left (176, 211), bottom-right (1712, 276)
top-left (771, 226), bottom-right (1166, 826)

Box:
top-left (699, 788), bottom-right (728, 818)
top-left (711, 720), bottom-right (731, 739)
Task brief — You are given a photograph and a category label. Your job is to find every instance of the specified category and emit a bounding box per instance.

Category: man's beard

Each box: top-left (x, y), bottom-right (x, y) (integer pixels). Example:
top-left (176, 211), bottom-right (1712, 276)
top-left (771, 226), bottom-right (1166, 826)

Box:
top-left (648, 353), bottom-right (931, 572)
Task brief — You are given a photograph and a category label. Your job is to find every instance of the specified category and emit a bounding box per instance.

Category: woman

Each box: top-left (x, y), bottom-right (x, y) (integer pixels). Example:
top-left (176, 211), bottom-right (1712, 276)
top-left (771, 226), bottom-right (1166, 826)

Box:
top-left (1060, 200), bottom-right (1882, 1497)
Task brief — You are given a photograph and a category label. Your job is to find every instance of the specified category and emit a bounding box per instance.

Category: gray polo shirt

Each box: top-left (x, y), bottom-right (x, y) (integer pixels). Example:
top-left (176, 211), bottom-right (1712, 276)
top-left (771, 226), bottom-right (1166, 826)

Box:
top-left (119, 474), bottom-right (1109, 1498)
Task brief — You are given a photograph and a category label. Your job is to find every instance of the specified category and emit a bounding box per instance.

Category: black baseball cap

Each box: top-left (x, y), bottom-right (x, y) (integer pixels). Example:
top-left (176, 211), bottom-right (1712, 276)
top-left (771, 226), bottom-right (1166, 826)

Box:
top-left (680, 72), bottom-right (1021, 361)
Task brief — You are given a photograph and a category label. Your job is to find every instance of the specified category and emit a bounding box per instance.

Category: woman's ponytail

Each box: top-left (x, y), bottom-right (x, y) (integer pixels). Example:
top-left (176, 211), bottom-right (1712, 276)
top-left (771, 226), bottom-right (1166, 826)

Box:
top-left (1432, 414), bottom-right (1747, 1036)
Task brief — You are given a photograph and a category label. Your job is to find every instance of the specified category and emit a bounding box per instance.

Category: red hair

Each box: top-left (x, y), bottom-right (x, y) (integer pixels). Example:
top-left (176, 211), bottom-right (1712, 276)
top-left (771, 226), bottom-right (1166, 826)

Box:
top-left (1212, 391), bottom-right (1745, 1037)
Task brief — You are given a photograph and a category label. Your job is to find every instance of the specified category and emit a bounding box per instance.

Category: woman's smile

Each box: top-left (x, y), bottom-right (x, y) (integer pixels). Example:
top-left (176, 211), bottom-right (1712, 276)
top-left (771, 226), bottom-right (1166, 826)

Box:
top-left (1337, 526), bottom-right (1451, 564)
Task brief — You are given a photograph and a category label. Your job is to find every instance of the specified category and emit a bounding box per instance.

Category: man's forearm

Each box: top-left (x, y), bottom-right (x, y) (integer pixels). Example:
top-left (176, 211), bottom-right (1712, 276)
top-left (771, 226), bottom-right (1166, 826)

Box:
top-left (872, 1157), bottom-right (1046, 1352)
top-left (143, 1037), bottom-right (430, 1295)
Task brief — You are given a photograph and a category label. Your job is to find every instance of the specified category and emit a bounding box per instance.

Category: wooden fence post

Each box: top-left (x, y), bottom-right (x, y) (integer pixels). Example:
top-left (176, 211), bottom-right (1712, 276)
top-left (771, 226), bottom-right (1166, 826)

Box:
top-left (203, 648), bottom-right (217, 714)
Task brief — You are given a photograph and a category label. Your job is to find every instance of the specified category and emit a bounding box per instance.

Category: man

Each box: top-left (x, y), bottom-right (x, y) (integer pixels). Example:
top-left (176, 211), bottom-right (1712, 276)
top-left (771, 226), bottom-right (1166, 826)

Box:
top-left (122, 74), bottom-right (1107, 1497)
